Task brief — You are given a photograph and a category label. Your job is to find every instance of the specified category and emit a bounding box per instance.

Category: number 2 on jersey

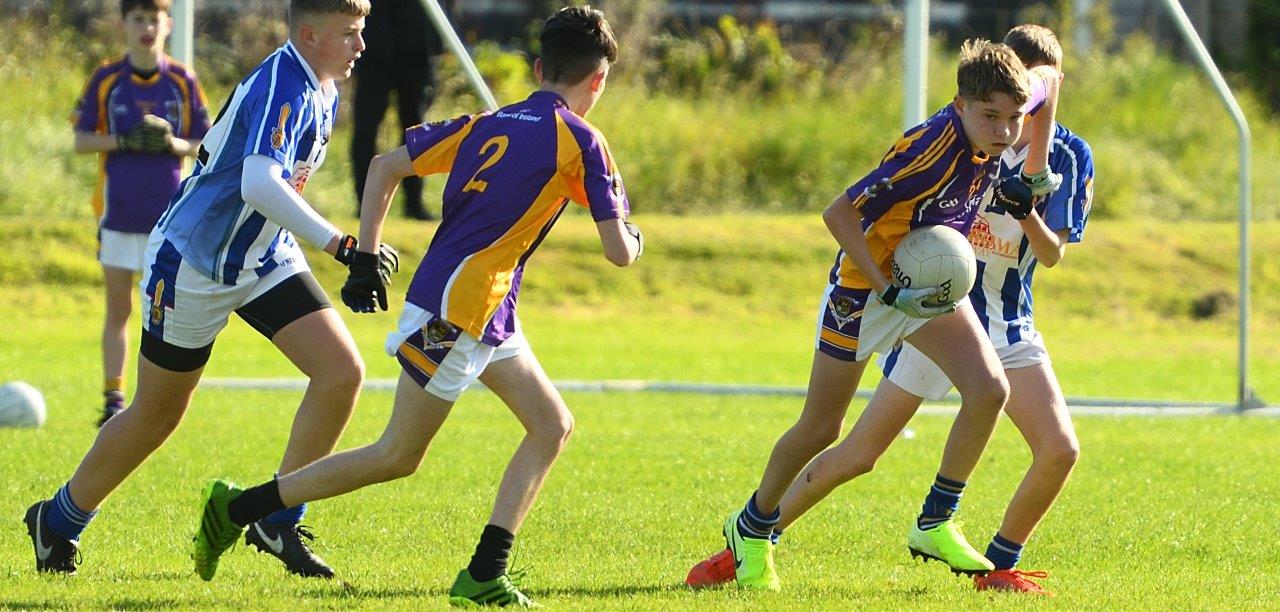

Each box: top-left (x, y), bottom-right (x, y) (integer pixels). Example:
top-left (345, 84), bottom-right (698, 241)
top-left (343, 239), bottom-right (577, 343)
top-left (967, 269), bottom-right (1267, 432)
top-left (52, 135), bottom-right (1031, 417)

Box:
top-left (462, 136), bottom-right (509, 193)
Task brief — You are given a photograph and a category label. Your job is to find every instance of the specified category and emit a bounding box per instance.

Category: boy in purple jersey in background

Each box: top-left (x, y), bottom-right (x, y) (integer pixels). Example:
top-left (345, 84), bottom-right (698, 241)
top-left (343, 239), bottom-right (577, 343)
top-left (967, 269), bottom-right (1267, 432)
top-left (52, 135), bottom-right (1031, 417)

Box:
top-left (72, 0), bottom-right (210, 427)
top-left (194, 7), bottom-right (640, 606)
top-left (688, 40), bottom-right (1063, 591)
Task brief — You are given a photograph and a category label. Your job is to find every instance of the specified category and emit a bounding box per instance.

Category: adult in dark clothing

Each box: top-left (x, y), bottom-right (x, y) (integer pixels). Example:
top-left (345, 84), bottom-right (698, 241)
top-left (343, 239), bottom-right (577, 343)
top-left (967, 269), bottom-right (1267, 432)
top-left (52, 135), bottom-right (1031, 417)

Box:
top-left (351, 0), bottom-right (443, 220)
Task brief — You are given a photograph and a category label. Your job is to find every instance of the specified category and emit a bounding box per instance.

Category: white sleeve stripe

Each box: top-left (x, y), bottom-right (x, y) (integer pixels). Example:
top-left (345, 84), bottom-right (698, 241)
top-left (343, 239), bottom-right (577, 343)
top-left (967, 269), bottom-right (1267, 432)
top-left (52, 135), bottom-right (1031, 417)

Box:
top-left (1052, 137), bottom-right (1080, 229)
top-left (251, 52), bottom-right (282, 154)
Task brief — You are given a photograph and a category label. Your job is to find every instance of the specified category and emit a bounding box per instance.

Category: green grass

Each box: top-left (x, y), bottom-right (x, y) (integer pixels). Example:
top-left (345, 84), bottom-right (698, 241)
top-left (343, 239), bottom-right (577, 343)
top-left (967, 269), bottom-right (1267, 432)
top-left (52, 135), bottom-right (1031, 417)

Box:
top-left (1, 213), bottom-right (1278, 607)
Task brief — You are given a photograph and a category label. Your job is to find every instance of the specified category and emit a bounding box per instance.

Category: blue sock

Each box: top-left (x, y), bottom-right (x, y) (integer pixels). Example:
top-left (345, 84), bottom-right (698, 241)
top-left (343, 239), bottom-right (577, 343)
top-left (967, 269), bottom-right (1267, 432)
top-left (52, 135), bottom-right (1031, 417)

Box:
top-left (45, 484), bottom-right (97, 541)
top-left (262, 503), bottom-right (306, 526)
top-left (985, 533), bottom-right (1023, 570)
top-left (736, 492), bottom-right (779, 539)
top-left (917, 473), bottom-right (965, 530)
top-left (770, 528), bottom-right (784, 546)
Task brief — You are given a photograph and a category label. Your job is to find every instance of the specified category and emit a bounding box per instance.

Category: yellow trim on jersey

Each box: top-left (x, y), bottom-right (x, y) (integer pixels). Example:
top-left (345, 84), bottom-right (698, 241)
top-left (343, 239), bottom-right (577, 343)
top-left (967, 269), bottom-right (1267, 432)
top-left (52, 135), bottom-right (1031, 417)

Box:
top-left (443, 181), bottom-right (567, 339)
top-left (96, 71), bottom-right (122, 134)
top-left (851, 124), bottom-right (954, 211)
top-left (411, 117), bottom-right (480, 177)
top-left (167, 70), bottom-right (192, 136)
top-left (820, 327), bottom-right (860, 350)
top-left (839, 150), bottom-right (964, 289)
top-left (398, 341), bottom-right (440, 377)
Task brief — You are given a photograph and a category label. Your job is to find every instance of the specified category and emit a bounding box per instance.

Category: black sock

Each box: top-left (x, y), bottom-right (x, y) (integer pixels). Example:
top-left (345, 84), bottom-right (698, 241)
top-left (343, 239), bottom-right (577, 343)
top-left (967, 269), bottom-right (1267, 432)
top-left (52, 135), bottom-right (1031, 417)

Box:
top-left (227, 479), bottom-right (285, 527)
top-left (467, 524), bottom-right (515, 582)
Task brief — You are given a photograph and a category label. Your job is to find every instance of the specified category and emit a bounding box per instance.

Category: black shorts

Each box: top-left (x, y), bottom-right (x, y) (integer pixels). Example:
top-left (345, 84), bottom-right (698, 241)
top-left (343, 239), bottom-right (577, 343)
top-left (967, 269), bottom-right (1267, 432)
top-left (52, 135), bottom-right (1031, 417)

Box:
top-left (141, 272), bottom-right (331, 372)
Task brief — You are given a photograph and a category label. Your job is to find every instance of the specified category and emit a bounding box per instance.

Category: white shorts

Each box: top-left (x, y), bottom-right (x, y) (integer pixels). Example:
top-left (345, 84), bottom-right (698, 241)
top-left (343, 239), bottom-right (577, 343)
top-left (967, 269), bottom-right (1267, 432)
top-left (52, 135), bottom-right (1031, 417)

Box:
top-left (386, 303), bottom-right (528, 402)
top-left (878, 332), bottom-right (1051, 400)
top-left (99, 228), bottom-right (150, 272)
top-left (139, 231), bottom-right (310, 349)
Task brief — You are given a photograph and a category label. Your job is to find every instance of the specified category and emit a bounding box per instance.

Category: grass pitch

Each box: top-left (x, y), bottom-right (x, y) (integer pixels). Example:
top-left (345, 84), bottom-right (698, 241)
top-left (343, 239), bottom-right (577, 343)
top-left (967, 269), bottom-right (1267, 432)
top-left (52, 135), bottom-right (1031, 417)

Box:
top-left (1, 215), bottom-right (1278, 607)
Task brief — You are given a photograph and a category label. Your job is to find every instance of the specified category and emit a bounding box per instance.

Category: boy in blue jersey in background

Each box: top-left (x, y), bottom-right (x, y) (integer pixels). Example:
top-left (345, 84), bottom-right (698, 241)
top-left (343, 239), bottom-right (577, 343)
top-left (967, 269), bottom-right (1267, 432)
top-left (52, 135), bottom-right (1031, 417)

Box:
top-left (688, 39), bottom-right (1063, 591)
top-left (874, 25), bottom-right (1093, 595)
top-left (25, 0), bottom-right (396, 580)
top-left (72, 0), bottom-right (210, 427)
top-left (192, 7), bottom-right (641, 606)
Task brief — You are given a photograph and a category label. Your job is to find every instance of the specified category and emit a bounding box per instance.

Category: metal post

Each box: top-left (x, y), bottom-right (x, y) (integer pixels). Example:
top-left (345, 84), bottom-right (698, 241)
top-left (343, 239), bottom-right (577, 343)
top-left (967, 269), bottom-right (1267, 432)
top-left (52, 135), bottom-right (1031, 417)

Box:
top-left (420, 0), bottom-right (499, 111)
top-left (171, 0), bottom-right (194, 67)
top-left (1074, 0), bottom-right (1094, 55)
top-left (1157, 0), bottom-right (1264, 411)
top-left (903, 0), bottom-right (928, 130)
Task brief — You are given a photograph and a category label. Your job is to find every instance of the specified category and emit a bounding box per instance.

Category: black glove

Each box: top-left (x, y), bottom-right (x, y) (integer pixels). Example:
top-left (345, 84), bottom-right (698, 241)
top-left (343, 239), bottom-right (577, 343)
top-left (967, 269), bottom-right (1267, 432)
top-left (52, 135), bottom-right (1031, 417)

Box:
top-left (341, 251), bottom-right (390, 312)
top-left (624, 221), bottom-right (644, 259)
top-left (333, 235), bottom-right (399, 275)
top-left (116, 122), bottom-right (151, 153)
top-left (135, 114), bottom-right (175, 155)
top-left (990, 175), bottom-right (1037, 220)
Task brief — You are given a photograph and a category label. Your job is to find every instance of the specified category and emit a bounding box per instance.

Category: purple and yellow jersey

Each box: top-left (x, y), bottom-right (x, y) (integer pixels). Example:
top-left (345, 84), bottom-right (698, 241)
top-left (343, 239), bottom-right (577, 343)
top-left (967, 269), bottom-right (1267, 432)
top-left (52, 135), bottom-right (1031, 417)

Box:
top-left (403, 91), bottom-right (630, 345)
top-left (72, 54), bottom-right (210, 233)
top-left (830, 104), bottom-right (999, 290)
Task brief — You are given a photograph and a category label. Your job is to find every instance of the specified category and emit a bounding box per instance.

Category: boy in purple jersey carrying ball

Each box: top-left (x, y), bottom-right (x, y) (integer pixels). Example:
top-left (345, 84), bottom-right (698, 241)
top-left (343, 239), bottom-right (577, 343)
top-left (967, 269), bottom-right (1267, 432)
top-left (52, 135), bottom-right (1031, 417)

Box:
top-left (688, 39), bottom-right (1063, 591)
top-left (194, 6), bottom-right (641, 607)
top-left (71, 0), bottom-right (210, 427)
top-left (877, 25), bottom-right (1094, 595)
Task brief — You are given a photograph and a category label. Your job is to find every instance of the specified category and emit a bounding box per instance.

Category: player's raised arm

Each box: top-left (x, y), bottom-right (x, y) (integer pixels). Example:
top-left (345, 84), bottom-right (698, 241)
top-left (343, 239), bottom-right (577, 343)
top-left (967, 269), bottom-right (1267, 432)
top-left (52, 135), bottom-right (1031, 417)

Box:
top-left (1019, 65), bottom-right (1061, 177)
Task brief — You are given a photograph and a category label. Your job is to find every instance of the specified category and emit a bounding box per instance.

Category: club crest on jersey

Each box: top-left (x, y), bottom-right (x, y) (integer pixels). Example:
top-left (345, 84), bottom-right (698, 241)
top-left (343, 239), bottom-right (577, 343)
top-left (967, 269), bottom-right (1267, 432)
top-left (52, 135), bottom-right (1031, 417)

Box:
top-left (828, 295), bottom-right (861, 329)
top-left (149, 279), bottom-right (166, 326)
top-left (270, 103), bottom-right (291, 150)
top-left (424, 319), bottom-right (458, 348)
top-left (610, 172), bottom-right (624, 198)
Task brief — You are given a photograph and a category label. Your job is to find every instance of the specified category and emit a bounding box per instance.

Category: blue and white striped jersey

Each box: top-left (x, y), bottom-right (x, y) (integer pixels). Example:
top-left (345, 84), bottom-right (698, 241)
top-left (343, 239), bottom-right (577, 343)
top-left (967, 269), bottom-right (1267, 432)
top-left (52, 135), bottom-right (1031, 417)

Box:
top-left (157, 41), bottom-right (337, 285)
top-left (966, 123), bottom-right (1094, 348)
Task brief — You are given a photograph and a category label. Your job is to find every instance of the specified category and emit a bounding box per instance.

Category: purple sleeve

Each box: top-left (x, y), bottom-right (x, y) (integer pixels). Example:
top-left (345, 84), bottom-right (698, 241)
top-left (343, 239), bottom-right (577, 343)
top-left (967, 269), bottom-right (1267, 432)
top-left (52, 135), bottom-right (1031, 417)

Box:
top-left (844, 119), bottom-right (955, 223)
top-left (187, 74), bottom-right (211, 139)
top-left (72, 68), bottom-right (105, 133)
top-left (579, 134), bottom-right (629, 222)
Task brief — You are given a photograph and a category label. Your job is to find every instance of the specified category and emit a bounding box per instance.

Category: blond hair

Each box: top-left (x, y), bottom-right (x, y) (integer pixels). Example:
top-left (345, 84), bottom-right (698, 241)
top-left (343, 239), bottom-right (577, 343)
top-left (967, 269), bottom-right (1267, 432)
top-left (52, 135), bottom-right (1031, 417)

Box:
top-left (289, 0), bottom-right (370, 27)
top-left (956, 39), bottom-right (1031, 106)
top-left (1004, 24), bottom-right (1063, 69)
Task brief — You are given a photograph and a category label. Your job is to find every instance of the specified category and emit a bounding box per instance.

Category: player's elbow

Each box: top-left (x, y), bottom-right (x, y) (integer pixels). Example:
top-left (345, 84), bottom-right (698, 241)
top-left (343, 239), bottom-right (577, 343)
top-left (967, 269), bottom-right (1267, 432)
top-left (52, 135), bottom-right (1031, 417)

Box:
top-left (1040, 247), bottom-right (1066, 268)
top-left (604, 247), bottom-right (633, 267)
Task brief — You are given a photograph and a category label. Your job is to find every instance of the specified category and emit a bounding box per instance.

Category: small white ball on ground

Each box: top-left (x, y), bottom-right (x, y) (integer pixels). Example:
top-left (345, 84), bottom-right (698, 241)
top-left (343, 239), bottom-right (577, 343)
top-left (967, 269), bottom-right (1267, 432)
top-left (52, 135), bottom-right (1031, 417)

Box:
top-left (0, 381), bottom-right (46, 428)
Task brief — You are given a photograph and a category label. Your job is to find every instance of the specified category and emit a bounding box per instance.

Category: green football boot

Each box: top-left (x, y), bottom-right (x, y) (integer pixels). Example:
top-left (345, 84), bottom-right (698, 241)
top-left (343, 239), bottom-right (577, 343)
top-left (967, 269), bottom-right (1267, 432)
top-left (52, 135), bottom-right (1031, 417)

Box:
top-left (723, 511), bottom-right (780, 591)
top-left (193, 479), bottom-right (247, 581)
top-left (907, 519), bottom-right (994, 576)
top-left (448, 568), bottom-right (541, 608)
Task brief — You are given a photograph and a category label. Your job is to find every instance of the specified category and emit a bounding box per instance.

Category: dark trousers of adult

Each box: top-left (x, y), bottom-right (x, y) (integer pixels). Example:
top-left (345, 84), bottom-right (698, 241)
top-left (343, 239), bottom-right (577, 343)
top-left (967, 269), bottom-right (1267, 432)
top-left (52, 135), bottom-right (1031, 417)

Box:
top-left (351, 57), bottom-right (435, 219)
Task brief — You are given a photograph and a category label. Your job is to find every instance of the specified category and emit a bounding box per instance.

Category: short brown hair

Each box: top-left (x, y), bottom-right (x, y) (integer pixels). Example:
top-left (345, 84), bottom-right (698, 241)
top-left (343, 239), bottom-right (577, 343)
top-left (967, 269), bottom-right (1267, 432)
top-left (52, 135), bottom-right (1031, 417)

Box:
top-left (1004, 24), bottom-right (1063, 69)
top-left (956, 39), bottom-right (1031, 106)
top-left (289, 0), bottom-right (371, 27)
top-left (539, 5), bottom-right (619, 85)
top-left (121, 0), bottom-right (171, 17)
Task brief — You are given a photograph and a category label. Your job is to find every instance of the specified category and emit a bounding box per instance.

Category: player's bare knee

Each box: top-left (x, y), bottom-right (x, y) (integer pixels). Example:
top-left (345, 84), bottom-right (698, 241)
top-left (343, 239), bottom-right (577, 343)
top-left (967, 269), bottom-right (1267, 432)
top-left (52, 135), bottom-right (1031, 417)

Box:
top-left (961, 375), bottom-right (1010, 411)
top-left (315, 353), bottom-right (365, 393)
top-left (373, 440), bottom-right (424, 480)
top-left (528, 409), bottom-right (574, 451)
top-left (1036, 436), bottom-right (1080, 472)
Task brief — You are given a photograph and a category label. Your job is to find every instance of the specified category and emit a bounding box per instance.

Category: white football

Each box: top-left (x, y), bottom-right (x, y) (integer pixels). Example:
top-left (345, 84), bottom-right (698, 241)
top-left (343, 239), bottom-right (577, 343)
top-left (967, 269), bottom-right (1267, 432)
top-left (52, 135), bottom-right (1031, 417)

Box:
top-left (891, 225), bottom-right (977, 307)
top-left (0, 381), bottom-right (46, 428)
